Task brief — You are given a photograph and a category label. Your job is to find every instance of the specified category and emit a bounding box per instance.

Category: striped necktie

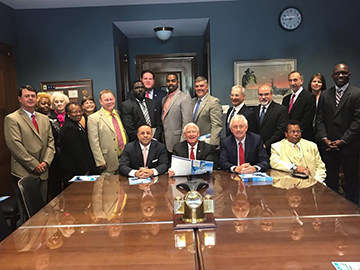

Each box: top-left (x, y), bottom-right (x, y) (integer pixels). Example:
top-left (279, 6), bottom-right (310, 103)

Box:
top-left (139, 100), bottom-right (151, 126)
top-left (336, 89), bottom-right (343, 107)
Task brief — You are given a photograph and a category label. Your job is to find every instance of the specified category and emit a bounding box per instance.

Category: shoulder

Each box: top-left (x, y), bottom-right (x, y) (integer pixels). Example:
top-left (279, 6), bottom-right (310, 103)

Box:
top-left (246, 131), bottom-right (262, 142)
top-left (222, 135), bottom-right (235, 145)
top-left (199, 141), bottom-right (214, 151)
top-left (299, 138), bottom-right (317, 149)
top-left (154, 88), bottom-right (166, 95)
top-left (5, 108), bottom-right (21, 120)
top-left (151, 139), bottom-right (166, 149)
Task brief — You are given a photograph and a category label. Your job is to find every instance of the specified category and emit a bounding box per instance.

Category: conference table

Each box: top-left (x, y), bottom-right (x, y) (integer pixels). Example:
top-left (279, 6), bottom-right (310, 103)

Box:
top-left (0, 171), bottom-right (360, 269)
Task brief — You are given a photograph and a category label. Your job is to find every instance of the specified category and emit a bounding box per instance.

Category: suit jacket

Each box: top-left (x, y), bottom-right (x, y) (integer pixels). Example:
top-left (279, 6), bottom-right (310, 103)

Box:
top-left (192, 94), bottom-right (223, 145)
top-left (226, 104), bottom-right (259, 136)
top-left (118, 139), bottom-right (169, 176)
top-left (253, 101), bottom-right (288, 150)
top-left (219, 132), bottom-right (269, 172)
top-left (4, 108), bottom-right (55, 180)
top-left (270, 138), bottom-right (326, 183)
top-left (282, 89), bottom-right (316, 141)
top-left (316, 85), bottom-right (360, 155)
top-left (60, 118), bottom-right (97, 181)
top-left (88, 108), bottom-right (127, 173)
top-left (162, 89), bottom-right (193, 152)
top-left (120, 97), bottom-right (162, 142)
top-left (172, 140), bottom-right (215, 161)
top-left (152, 88), bottom-right (167, 108)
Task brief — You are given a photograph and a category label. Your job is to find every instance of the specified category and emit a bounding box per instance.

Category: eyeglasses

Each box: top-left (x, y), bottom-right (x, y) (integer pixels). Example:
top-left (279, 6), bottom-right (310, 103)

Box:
top-left (287, 130), bottom-right (302, 134)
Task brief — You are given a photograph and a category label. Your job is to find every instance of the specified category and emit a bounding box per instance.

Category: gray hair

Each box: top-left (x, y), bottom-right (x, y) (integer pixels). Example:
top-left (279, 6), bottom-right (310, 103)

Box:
top-left (51, 92), bottom-right (70, 109)
top-left (229, 114), bottom-right (248, 129)
top-left (231, 85), bottom-right (245, 95)
top-left (195, 76), bottom-right (208, 84)
top-left (183, 123), bottom-right (200, 134)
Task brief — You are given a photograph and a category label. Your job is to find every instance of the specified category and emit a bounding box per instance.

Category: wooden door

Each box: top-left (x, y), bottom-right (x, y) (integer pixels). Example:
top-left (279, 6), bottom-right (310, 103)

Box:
top-left (115, 47), bottom-right (130, 104)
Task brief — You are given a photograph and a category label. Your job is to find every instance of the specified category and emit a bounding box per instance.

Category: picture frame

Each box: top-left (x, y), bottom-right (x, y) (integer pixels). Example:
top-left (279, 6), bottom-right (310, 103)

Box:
top-left (234, 58), bottom-right (297, 106)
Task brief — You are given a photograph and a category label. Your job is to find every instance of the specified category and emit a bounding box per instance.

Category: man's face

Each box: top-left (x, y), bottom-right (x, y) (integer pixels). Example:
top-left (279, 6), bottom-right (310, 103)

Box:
top-left (166, 75), bottom-right (179, 93)
top-left (141, 72), bottom-right (155, 91)
top-left (258, 85), bottom-right (273, 106)
top-left (18, 88), bottom-right (36, 111)
top-left (68, 104), bottom-right (83, 123)
top-left (230, 118), bottom-right (248, 141)
top-left (100, 92), bottom-right (116, 112)
top-left (288, 72), bottom-right (303, 92)
top-left (184, 125), bottom-right (200, 146)
top-left (285, 124), bottom-right (302, 144)
top-left (194, 80), bottom-right (209, 99)
top-left (137, 125), bottom-right (153, 146)
top-left (133, 82), bottom-right (146, 101)
top-left (230, 87), bottom-right (245, 107)
top-left (332, 64), bottom-right (351, 87)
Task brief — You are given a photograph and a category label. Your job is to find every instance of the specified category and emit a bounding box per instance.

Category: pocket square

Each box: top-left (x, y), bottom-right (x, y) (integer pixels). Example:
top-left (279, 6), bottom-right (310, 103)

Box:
top-left (152, 159), bottom-right (158, 163)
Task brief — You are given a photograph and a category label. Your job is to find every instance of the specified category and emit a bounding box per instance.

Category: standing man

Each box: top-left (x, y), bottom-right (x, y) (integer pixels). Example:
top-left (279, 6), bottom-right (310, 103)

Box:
top-left (253, 84), bottom-right (288, 154)
top-left (192, 76), bottom-right (223, 146)
top-left (88, 89), bottom-right (127, 174)
top-left (4, 85), bottom-right (55, 205)
top-left (120, 80), bottom-right (162, 142)
top-left (141, 70), bottom-right (167, 108)
top-left (226, 85), bottom-right (259, 136)
top-left (317, 63), bottom-right (360, 204)
top-left (162, 73), bottom-right (192, 154)
top-left (282, 71), bottom-right (316, 141)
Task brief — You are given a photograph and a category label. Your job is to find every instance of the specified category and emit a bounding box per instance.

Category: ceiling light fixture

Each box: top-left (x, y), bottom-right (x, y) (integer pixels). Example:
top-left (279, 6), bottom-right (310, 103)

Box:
top-left (154, 27), bottom-right (174, 41)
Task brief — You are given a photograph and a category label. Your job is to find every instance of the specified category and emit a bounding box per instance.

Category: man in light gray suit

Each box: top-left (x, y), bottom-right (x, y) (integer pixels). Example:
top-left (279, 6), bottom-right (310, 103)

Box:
top-left (192, 76), bottom-right (223, 146)
top-left (162, 73), bottom-right (192, 154)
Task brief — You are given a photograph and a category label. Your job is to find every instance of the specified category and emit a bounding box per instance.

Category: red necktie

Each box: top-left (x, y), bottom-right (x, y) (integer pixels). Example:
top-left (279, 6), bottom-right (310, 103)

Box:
top-left (190, 146), bottom-right (195, 160)
top-left (110, 113), bottom-right (125, 150)
top-left (238, 142), bottom-right (245, 166)
top-left (31, 114), bottom-right (39, 133)
top-left (288, 93), bottom-right (296, 113)
top-left (146, 91), bottom-right (150, 99)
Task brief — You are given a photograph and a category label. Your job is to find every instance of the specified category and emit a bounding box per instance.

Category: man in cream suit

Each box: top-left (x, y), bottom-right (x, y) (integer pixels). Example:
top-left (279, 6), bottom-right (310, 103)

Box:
top-left (270, 120), bottom-right (326, 183)
top-left (192, 76), bottom-right (223, 146)
top-left (5, 85), bottom-right (55, 208)
top-left (88, 89), bottom-right (127, 174)
top-left (162, 73), bottom-right (192, 154)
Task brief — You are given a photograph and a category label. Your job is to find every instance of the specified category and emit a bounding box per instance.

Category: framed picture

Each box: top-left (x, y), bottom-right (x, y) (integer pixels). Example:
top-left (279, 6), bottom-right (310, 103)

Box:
top-left (234, 58), bottom-right (297, 106)
top-left (40, 79), bottom-right (93, 104)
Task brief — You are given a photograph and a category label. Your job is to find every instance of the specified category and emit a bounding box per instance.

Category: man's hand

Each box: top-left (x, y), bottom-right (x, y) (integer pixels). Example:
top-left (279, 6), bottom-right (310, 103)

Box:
top-left (241, 166), bottom-right (257, 174)
top-left (168, 169), bottom-right (175, 178)
top-left (323, 138), bottom-right (342, 151)
top-left (135, 167), bottom-right (154, 179)
top-left (99, 163), bottom-right (107, 170)
top-left (296, 166), bottom-right (311, 176)
top-left (34, 161), bottom-right (48, 174)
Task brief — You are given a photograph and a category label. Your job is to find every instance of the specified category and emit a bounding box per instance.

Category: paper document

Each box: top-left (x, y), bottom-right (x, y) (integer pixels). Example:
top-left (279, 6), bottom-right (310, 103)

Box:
top-left (171, 155), bottom-right (213, 176)
top-left (69, 175), bottom-right (100, 182)
top-left (332, 262), bottom-right (360, 270)
top-left (128, 177), bottom-right (152, 185)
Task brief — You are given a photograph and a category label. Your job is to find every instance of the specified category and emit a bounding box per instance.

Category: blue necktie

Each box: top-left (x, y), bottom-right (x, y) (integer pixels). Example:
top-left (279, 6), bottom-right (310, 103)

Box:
top-left (259, 106), bottom-right (266, 124)
top-left (193, 99), bottom-right (202, 122)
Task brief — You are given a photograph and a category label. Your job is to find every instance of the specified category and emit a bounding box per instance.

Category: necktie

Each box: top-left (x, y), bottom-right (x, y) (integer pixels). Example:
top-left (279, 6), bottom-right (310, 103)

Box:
top-left (139, 100), bottom-right (151, 126)
top-left (193, 99), bottom-right (202, 122)
top-left (288, 94), bottom-right (296, 113)
top-left (143, 147), bottom-right (148, 167)
top-left (146, 91), bottom-right (150, 99)
top-left (238, 142), bottom-right (245, 166)
top-left (190, 146), bottom-right (195, 160)
top-left (31, 114), bottom-right (39, 133)
top-left (259, 106), bottom-right (266, 124)
top-left (110, 113), bottom-right (125, 150)
top-left (336, 89), bottom-right (343, 107)
top-left (228, 108), bottom-right (236, 123)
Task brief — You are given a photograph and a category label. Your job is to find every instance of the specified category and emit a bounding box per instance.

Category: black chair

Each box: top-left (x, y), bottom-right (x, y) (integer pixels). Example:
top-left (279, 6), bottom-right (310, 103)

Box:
top-left (18, 176), bottom-right (45, 219)
top-left (0, 204), bottom-right (11, 242)
top-left (0, 196), bottom-right (20, 231)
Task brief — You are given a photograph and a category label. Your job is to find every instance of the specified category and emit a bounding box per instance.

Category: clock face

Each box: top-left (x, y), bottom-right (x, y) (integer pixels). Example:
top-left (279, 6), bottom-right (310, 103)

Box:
top-left (279, 7), bottom-right (302, 31)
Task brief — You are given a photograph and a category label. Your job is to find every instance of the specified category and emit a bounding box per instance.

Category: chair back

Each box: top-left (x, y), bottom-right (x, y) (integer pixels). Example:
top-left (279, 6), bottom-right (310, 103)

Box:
top-left (18, 176), bottom-right (45, 219)
top-left (0, 205), bottom-right (11, 242)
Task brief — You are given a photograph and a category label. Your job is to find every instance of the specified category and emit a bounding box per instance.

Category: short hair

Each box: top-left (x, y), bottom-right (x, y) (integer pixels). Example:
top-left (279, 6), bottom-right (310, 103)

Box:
top-left (141, 70), bottom-right (155, 80)
top-left (195, 76), bottom-right (208, 84)
top-left (166, 73), bottom-right (178, 81)
top-left (132, 80), bottom-right (144, 89)
top-left (231, 85), bottom-right (245, 95)
top-left (81, 95), bottom-right (96, 105)
top-left (307, 73), bottom-right (327, 92)
top-left (183, 123), bottom-right (200, 134)
top-left (51, 92), bottom-right (70, 109)
top-left (257, 84), bottom-right (273, 94)
top-left (137, 124), bottom-right (152, 133)
top-left (284, 119), bottom-right (302, 132)
top-left (36, 92), bottom-right (51, 103)
top-left (19, 85), bottom-right (36, 97)
top-left (99, 89), bottom-right (114, 100)
top-left (229, 114), bottom-right (248, 129)
top-left (65, 102), bottom-right (81, 114)
top-left (288, 70), bottom-right (304, 80)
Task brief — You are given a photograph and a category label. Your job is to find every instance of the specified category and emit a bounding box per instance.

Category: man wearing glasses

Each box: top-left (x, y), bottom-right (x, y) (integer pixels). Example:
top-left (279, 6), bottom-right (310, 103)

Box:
top-left (270, 120), bottom-right (326, 183)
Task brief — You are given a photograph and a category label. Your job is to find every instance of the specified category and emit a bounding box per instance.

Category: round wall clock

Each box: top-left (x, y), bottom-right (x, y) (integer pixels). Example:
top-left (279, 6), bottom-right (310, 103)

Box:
top-left (279, 7), bottom-right (302, 31)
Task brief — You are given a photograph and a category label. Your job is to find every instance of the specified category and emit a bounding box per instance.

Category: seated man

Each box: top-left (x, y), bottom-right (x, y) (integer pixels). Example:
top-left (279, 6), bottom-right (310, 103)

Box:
top-left (270, 120), bottom-right (326, 183)
top-left (119, 125), bottom-right (168, 178)
top-left (219, 114), bottom-right (269, 173)
top-left (168, 123), bottom-right (215, 177)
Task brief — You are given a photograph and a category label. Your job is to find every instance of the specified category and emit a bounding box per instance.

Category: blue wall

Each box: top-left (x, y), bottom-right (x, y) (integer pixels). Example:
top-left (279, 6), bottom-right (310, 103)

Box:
top-left (0, 2), bottom-right (17, 46)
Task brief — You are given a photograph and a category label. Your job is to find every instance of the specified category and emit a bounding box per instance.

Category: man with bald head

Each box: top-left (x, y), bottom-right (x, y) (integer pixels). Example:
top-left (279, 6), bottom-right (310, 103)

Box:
top-left (317, 63), bottom-right (360, 204)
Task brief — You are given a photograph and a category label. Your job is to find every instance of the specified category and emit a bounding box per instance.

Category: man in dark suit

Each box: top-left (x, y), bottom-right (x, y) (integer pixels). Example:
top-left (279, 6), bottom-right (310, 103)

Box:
top-left (226, 85), bottom-right (259, 136)
top-left (141, 70), bottom-right (167, 108)
top-left (253, 84), bottom-right (288, 154)
top-left (282, 71), bottom-right (316, 141)
top-left (119, 125), bottom-right (168, 178)
top-left (120, 80), bottom-right (162, 142)
top-left (220, 114), bottom-right (269, 173)
top-left (316, 63), bottom-right (360, 204)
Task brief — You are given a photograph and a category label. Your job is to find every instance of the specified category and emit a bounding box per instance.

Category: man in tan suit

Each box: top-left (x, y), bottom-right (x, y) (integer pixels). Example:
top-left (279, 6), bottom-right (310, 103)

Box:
top-left (4, 85), bottom-right (55, 206)
top-left (192, 76), bottom-right (223, 146)
top-left (270, 120), bottom-right (326, 183)
top-left (88, 89), bottom-right (127, 174)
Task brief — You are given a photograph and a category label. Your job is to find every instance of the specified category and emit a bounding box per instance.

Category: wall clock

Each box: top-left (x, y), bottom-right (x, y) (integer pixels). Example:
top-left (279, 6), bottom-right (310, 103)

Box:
top-left (279, 7), bottom-right (302, 31)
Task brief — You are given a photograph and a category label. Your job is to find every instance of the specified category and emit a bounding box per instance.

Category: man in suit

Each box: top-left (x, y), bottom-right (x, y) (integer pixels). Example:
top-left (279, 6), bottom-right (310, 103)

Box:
top-left (282, 71), bottom-right (316, 141)
top-left (162, 73), bottom-right (193, 154)
top-left (253, 84), bottom-right (288, 154)
top-left (141, 70), bottom-right (167, 108)
top-left (119, 125), bottom-right (168, 178)
top-left (226, 85), bottom-right (259, 136)
top-left (88, 89), bottom-right (127, 174)
top-left (316, 63), bottom-right (360, 204)
top-left (4, 85), bottom-right (55, 207)
top-left (270, 120), bottom-right (326, 184)
top-left (192, 76), bottom-right (223, 146)
top-left (219, 114), bottom-right (269, 173)
top-left (120, 80), bottom-right (162, 142)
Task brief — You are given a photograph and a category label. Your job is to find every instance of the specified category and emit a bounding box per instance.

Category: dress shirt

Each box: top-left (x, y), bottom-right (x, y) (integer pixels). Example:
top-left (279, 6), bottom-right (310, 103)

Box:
top-left (258, 101), bottom-right (272, 117)
top-left (289, 87), bottom-right (304, 105)
top-left (187, 142), bottom-right (198, 159)
top-left (227, 102), bottom-right (245, 123)
top-left (193, 93), bottom-right (208, 113)
top-left (129, 142), bottom-right (159, 177)
top-left (22, 108), bottom-right (36, 121)
top-left (335, 83), bottom-right (349, 95)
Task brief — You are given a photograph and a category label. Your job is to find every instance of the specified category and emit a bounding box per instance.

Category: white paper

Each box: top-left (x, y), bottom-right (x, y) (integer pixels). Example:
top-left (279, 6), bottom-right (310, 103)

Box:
top-left (0, 196), bottom-right (9, 202)
top-left (69, 175), bottom-right (100, 182)
top-left (171, 155), bottom-right (192, 176)
top-left (332, 262), bottom-right (360, 270)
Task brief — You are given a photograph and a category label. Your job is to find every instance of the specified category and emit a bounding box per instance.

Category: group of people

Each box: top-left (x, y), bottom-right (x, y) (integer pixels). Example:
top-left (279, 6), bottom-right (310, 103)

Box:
top-left (4, 62), bottom-right (360, 223)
